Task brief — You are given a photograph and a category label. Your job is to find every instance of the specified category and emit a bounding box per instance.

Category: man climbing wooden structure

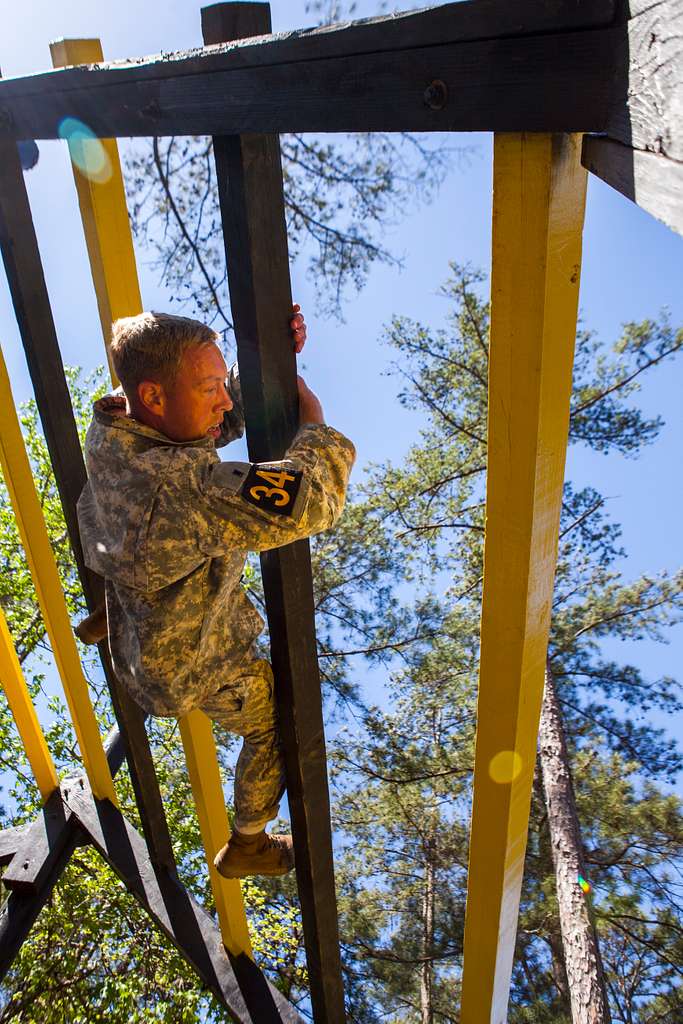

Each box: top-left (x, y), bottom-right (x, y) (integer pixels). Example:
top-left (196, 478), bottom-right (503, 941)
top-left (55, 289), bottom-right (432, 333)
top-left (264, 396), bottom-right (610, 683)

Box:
top-left (0, 1), bottom-right (680, 1021)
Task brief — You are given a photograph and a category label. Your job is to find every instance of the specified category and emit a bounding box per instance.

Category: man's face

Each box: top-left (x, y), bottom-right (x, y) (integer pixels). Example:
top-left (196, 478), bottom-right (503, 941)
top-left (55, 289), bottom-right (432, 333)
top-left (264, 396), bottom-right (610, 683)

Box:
top-left (149, 342), bottom-right (233, 443)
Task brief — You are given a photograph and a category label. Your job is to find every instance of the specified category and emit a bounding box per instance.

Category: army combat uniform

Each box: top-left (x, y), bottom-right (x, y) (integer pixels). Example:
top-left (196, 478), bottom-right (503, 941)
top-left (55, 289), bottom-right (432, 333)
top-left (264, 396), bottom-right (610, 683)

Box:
top-left (77, 367), bottom-right (355, 832)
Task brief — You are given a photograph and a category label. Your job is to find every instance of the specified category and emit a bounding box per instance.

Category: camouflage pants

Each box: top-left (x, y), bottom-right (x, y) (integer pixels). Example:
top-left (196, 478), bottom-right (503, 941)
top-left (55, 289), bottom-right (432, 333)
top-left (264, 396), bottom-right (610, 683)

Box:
top-left (200, 654), bottom-right (286, 832)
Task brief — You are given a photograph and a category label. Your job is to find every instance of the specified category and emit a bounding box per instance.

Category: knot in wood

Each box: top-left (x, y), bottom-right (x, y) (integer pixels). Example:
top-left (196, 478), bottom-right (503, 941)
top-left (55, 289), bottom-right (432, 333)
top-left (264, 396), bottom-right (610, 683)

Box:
top-left (423, 79), bottom-right (448, 111)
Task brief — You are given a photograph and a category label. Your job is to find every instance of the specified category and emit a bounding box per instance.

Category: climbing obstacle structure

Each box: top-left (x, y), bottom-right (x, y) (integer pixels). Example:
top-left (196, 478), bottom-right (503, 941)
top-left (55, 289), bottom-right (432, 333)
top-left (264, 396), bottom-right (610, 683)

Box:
top-left (0, 1), bottom-right (680, 1021)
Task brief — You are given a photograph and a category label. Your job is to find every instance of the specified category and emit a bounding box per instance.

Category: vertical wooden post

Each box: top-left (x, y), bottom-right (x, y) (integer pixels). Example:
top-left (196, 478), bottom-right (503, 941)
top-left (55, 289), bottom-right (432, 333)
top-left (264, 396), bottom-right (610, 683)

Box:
top-left (460, 133), bottom-right (587, 1023)
top-left (202, 4), bottom-right (346, 1020)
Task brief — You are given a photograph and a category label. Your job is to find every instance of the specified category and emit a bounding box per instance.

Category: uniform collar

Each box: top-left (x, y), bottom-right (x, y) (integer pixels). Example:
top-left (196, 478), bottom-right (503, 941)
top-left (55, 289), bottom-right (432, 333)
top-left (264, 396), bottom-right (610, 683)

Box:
top-left (92, 393), bottom-right (215, 450)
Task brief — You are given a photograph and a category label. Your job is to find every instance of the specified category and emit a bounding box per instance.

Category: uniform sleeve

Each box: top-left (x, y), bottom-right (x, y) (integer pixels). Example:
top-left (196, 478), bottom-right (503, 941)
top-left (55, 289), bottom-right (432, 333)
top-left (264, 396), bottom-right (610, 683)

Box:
top-left (192, 423), bottom-right (356, 555)
top-left (216, 362), bottom-right (245, 447)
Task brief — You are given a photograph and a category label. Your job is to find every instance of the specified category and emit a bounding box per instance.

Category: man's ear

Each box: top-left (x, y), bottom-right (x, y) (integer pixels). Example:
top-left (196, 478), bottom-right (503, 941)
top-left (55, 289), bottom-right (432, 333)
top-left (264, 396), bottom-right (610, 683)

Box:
top-left (137, 379), bottom-right (166, 415)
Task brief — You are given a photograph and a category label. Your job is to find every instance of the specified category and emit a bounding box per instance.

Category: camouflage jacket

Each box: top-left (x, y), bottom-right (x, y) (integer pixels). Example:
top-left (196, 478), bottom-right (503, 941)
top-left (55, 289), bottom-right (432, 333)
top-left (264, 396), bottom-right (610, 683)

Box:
top-left (77, 367), bottom-right (355, 716)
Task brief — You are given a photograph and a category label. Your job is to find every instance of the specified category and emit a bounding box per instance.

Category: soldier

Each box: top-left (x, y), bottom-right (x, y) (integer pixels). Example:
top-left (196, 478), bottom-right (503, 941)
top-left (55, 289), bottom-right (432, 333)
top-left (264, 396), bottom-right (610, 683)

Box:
top-left (76, 308), bottom-right (355, 877)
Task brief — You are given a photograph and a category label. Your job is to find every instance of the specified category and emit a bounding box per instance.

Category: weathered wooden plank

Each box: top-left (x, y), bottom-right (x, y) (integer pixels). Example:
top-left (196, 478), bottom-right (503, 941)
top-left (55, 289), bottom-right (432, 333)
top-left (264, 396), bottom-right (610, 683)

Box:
top-left (3, 790), bottom-right (72, 892)
top-left (63, 782), bottom-right (305, 1024)
top-left (460, 133), bottom-right (587, 1023)
top-left (0, 731), bottom-right (122, 975)
top-left (606, 0), bottom-right (683, 159)
top-left (204, 5), bottom-right (346, 1021)
top-left (0, 0), bottom-right (618, 85)
top-left (0, 0), bottom-right (619, 138)
top-left (0, 134), bottom-right (175, 871)
top-left (582, 134), bottom-right (683, 237)
top-left (0, 819), bottom-right (83, 976)
top-left (0, 826), bottom-right (28, 867)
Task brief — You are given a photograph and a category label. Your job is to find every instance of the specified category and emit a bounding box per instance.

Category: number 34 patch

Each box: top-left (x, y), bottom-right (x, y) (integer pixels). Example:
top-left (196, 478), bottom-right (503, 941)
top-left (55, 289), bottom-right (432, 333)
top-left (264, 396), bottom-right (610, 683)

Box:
top-left (240, 464), bottom-right (305, 519)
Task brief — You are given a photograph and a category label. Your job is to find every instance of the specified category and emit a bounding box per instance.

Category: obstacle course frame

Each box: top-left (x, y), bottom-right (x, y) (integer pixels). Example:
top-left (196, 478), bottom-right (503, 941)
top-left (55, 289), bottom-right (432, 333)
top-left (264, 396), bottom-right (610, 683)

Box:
top-left (0, 1), bottom-right (680, 1021)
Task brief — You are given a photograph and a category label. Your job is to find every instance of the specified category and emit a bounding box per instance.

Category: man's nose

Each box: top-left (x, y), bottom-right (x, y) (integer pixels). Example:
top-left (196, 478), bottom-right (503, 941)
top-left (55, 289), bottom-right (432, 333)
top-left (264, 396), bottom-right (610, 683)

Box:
top-left (218, 382), bottom-right (233, 412)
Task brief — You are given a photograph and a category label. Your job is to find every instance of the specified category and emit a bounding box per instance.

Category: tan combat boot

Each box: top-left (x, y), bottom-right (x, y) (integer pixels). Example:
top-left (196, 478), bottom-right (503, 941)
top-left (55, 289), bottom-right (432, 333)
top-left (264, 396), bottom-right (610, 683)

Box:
top-left (214, 830), bottom-right (295, 878)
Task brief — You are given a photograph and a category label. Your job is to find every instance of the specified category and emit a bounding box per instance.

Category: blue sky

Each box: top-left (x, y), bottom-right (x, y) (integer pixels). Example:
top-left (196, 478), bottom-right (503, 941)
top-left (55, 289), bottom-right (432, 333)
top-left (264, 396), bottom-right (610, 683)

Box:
top-left (1, 0), bottom-right (682, 795)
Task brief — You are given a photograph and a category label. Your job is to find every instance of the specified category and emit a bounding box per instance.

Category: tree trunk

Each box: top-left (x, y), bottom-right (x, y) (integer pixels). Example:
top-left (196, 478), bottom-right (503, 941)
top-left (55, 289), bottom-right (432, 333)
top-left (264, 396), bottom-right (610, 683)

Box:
top-left (420, 840), bottom-right (435, 1024)
top-left (548, 929), bottom-right (572, 1013)
top-left (538, 663), bottom-right (611, 1024)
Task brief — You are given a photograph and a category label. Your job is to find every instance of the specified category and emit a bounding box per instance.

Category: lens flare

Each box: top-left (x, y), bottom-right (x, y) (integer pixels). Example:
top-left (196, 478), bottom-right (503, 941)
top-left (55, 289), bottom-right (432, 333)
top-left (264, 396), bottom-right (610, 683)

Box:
top-left (57, 117), bottom-right (112, 184)
top-left (488, 750), bottom-right (523, 784)
top-left (578, 874), bottom-right (591, 894)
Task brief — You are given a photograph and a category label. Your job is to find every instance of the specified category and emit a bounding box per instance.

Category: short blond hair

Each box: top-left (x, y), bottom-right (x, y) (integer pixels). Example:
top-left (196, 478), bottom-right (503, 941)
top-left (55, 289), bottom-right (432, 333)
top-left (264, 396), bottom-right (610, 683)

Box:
top-left (110, 311), bottom-right (218, 396)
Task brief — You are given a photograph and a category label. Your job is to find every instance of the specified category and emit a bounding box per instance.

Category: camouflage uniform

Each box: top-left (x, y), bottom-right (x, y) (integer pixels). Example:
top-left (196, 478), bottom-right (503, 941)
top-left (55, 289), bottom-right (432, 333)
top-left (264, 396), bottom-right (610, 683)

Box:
top-left (77, 366), bottom-right (355, 830)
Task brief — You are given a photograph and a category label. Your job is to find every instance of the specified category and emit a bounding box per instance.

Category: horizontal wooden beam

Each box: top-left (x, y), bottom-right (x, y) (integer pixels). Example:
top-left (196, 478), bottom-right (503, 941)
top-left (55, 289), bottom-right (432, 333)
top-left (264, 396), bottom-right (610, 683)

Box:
top-left (0, 0), bottom-right (618, 137)
top-left (582, 134), bottom-right (683, 238)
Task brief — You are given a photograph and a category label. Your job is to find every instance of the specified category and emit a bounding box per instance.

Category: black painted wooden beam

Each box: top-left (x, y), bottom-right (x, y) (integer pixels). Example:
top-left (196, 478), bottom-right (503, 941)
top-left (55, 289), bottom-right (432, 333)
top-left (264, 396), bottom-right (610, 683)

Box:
top-left (0, 134), bottom-right (175, 874)
top-left (3, 790), bottom-right (74, 893)
top-left (0, 826), bottom-right (28, 867)
top-left (0, 818), bottom-right (83, 977)
top-left (583, 134), bottom-right (683, 238)
top-left (0, 729), bottom-right (120, 975)
top-left (62, 781), bottom-right (304, 1024)
top-left (0, 0), bottom-right (618, 138)
top-left (203, 4), bottom-right (346, 1021)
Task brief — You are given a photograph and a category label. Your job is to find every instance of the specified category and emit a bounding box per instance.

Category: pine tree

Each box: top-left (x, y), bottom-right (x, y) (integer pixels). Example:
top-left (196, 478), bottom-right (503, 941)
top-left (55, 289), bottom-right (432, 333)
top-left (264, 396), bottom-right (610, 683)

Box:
top-left (326, 265), bottom-right (683, 1021)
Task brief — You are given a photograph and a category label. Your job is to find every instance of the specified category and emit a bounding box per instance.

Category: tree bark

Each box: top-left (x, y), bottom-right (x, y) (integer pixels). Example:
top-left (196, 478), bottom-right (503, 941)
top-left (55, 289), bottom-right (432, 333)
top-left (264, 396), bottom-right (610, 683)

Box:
top-left (538, 663), bottom-right (611, 1024)
top-left (548, 929), bottom-right (572, 1013)
top-left (420, 838), bottom-right (435, 1024)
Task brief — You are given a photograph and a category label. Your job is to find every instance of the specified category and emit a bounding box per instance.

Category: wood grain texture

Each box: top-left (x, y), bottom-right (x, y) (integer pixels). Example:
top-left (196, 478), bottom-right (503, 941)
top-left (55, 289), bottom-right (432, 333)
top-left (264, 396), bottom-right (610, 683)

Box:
top-left (583, 133), bottom-right (683, 236)
top-left (2, 790), bottom-right (72, 892)
top-left (0, 826), bottom-right (28, 867)
top-left (204, 5), bottom-right (346, 1021)
top-left (0, 818), bottom-right (82, 977)
top-left (0, 732), bottom-right (125, 976)
top-left (0, 0), bottom-right (618, 137)
top-left (607, 0), bottom-right (683, 159)
top-left (64, 782), bottom-right (304, 1024)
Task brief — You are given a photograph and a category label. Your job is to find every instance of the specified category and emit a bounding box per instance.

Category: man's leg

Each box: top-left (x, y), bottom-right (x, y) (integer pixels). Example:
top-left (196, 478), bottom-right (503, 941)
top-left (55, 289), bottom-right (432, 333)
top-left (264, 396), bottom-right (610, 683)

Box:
top-left (200, 656), bottom-right (293, 877)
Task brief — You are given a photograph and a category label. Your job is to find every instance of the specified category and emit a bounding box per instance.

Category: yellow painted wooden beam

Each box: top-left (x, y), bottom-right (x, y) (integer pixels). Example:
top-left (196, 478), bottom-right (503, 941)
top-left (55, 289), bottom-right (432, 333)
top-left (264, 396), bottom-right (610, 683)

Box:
top-left (50, 38), bottom-right (143, 386)
top-left (461, 133), bottom-right (587, 1023)
top-left (0, 605), bottom-right (59, 802)
top-left (53, 37), bottom-right (251, 955)
top-left (0, 344), bottom-right (117, 804)
top-left (180, 712), bottom-right (253, 957)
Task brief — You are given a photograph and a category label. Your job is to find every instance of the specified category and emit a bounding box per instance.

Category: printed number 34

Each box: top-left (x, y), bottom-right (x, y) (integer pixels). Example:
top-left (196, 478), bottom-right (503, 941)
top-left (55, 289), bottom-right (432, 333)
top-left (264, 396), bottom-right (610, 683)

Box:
top-left (249, 469), bottom-right (296, 507)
